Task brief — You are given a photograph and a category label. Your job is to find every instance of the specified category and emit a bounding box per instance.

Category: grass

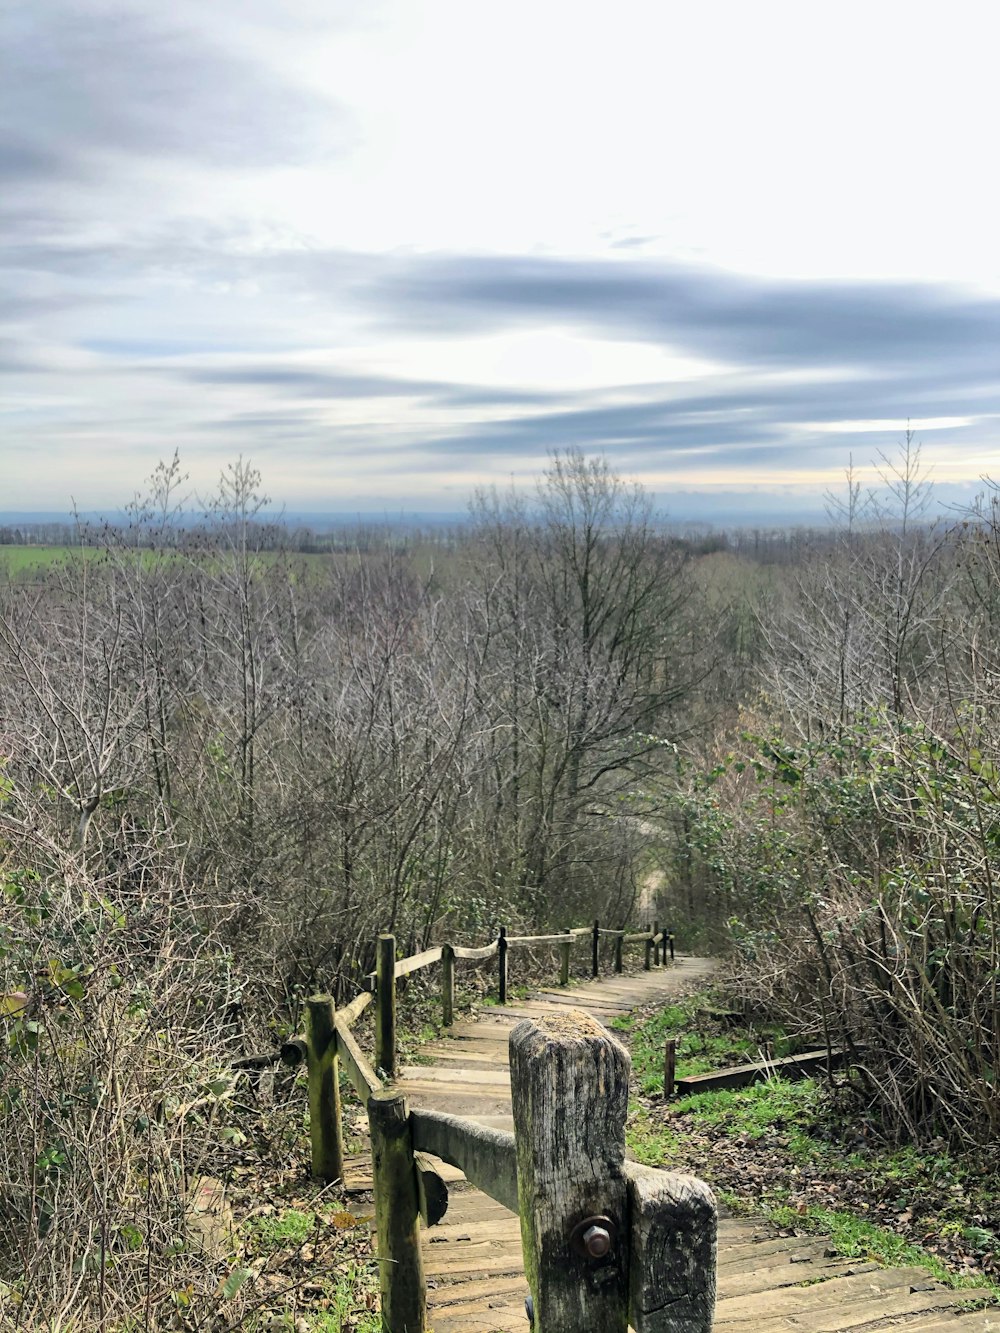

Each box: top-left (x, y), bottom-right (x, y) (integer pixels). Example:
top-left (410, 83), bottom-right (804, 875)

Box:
top-left (242, 1208), bottom-right (381, 1330)
top-left (305, 1260), bottom-right (380, 1332)
top-left (611, 994), bottom-right (774, 1094)
top-left (616, 991), bottom-right (1000, 1302)
top-left (0, 545), bottom-right (95, 574)
top-left (244, 1206), bottom-right (316, 1249)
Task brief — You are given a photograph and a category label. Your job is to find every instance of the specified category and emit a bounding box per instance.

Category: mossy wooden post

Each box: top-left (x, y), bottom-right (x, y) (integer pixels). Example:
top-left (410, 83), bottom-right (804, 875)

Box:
top-left (497, 925), bottom-right (508, 1004)
top-left (305, 995), bottom-right (344, 1183)
top-left (441, 942), bottom-right (455, 1028)
top-left (614, 931), bottom-right (624, 974)
top-left (664, 1037), bottom-right (677, 1099)
top-left (510, 1009), bottom-right (630, 1332)
top-left (376, 934), bottom-right (397, 1078)
top-left (368, 1090), bottom-right (426, 1332)
top-left (559, 931), bottom-right (571, 986)
top-left (591, 918), bottom-right (600, 977)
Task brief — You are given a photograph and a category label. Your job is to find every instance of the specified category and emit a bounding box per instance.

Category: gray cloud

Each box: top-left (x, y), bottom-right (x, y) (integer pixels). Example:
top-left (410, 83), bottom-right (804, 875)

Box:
top-left (0, 1), bottom-right (351, 182)
top-left (180, 363), bottom-right (560, 408)
top-left (359, 253), bottom-right (1000, 376)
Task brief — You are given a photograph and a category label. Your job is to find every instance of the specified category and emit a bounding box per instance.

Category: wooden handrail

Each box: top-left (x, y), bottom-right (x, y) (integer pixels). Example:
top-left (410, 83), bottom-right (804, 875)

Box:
top-left (333, 1013), bottom-right (381, 1106)
top-left (284, 917), bottom-right (677, 1194)
top-left (410, 1108), bottom-right (518, 1213)
top-left (452, 940), bottom-right (499, 960)
top-left (505, 931), bottom-right (575, 946)
top-left (339, 989), bottom-right (373, 1026)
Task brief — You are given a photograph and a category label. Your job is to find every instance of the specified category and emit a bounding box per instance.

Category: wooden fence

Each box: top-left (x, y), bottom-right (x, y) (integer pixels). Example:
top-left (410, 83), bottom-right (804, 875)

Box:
top-left (280, 921), bottom-right (712, 1332)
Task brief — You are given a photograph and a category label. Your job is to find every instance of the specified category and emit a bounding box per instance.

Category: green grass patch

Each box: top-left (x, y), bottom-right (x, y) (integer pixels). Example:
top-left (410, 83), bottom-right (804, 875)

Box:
top-left (752, 1202), bottom-right (996, 1295)
top-left (673, 1078), bottom-right (822, 1158)
top-left (307, 1260), bottom-right (381, 1332)
top-left (245, 1207), bottom-right (315, 1250)
top-left (612, 994), bottom-right (769, 1095)
top-left (625, 1107), bottom-right (685, 1167)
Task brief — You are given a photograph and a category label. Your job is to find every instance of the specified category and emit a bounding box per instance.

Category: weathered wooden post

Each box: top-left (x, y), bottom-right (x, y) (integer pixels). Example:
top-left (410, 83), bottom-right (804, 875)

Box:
top-left (614, 931), bottom-right (624, 974)
top-left (664, 1037), bottom-right (677, 1099)
top-left (368, 1089), bottom-right (426, 1332)
top-left (305, 995), bottom-right (344, 1183)
top-left (624, 1161), bottom-right (717, 1332)
top-left (376, 934), bottom-right (397, 1077)
top-left (668, 929), bottom-right (676, 963)
top-left (644, 934), bottom-right (653, 971)
top-left (441, 942), bottom-right (455, 1028)
top-left (497, 925), bottom-right (508, 1004)
top-left (559, 931), bottom-right (571, 986)
top-left (592, 918), bottom-right (600, 978)
top-left (653, 919), bottom-right (661, 966)
top-left (510, 1009), bottom-right (630, 1332)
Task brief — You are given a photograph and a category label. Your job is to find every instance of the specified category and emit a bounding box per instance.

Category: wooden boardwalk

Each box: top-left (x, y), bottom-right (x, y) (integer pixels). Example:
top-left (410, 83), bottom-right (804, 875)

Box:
top-left (375, 960), bottom-right (997, 1331)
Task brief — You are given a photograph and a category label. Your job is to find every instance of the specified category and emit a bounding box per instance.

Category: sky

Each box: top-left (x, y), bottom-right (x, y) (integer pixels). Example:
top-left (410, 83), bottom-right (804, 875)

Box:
top-left (2, 0), bottom-right (1000, 521)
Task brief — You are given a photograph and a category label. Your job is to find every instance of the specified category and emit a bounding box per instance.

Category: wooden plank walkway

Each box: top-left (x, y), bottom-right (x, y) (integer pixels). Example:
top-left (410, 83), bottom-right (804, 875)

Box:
top-left (372, 959), bottom-right (998, 1331)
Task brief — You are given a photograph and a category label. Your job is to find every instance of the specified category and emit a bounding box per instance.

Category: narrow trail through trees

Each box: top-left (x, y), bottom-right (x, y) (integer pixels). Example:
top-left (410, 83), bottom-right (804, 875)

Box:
top-left (349, 959), bottom-right (996, 1331)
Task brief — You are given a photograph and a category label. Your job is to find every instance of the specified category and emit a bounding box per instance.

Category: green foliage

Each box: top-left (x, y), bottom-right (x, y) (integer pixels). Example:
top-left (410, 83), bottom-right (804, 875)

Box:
top-left (613, 995), bottom-right (776, 1094)
top-left (674, 1078), bottom-right (822, 1157)
top-left (244, 1208), bottom-right (315, 1250)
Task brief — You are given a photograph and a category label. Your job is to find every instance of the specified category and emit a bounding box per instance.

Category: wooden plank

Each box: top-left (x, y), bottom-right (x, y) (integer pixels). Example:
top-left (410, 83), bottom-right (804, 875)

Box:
top-left (510, 1009), bottom-right (630, 1333)
top-left (506, 932), bottom-right (575, 946)
top-left (675, 1048), bottom-right (848, 1095)
top-left (411, 1108), bottom-right (519, 1213)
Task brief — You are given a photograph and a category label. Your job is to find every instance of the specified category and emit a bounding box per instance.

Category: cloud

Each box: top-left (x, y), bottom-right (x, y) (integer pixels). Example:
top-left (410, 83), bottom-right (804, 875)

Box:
top-left (0, 0), bottom-right (351, 183)
top-left (360, 253), bottom-right (1000, 375)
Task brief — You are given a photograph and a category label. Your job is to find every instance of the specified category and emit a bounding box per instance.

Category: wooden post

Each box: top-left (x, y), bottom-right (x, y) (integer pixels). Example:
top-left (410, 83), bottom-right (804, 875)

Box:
top-left (368, 1090), bottom-right (426, 1332)
top-left (664, 1037), bottom-right (676, 1099)
top-left (510, 1009), bottom-right (630, 1332)
top-left (614, 931), bottom-right (624, 974)
top-left (624, 1161), bottom-right (717, 1332)
top-left (305, 995), bottom-right (344, 1183)
top-left (592, 918), bottom-right (600, 978)
top-left (497, 925), bottom-right (508, 1004)
top-left (441, 943), bottom-right (455, 1028)
top-left (653, 919), bottom-right (660, 966)
top-left (376, 934), bottom-right (397, 1078)
top-left (668, 930), bottom-right (676, 963)
top-left (644, 935), bottom-right (653, 971)
top-left (559, 932), bottom-right (571, 986)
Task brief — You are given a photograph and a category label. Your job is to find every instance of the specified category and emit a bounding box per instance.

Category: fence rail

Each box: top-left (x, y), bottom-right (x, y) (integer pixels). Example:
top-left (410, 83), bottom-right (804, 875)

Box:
top-left (269, 917), bottom-right (695, 1331)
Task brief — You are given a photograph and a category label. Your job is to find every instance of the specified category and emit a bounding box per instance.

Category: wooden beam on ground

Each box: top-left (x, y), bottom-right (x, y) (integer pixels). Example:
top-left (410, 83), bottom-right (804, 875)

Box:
top-left (674, 1048), bottom-right (848, 1095)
